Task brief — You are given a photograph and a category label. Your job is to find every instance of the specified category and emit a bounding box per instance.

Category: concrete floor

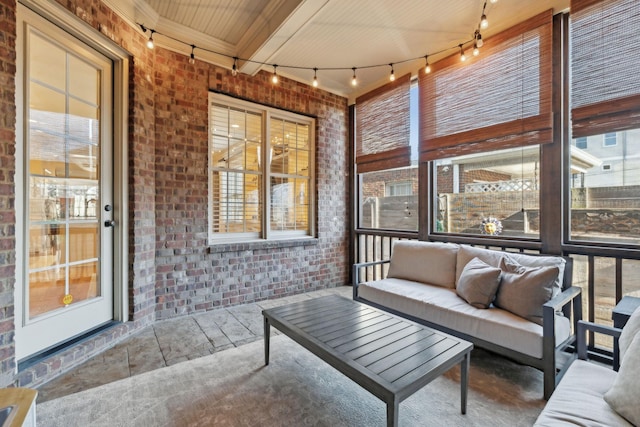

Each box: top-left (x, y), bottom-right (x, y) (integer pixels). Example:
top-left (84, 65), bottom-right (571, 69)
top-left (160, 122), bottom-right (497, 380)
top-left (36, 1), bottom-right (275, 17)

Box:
top-left (36, 286), bottom-right (353, 404)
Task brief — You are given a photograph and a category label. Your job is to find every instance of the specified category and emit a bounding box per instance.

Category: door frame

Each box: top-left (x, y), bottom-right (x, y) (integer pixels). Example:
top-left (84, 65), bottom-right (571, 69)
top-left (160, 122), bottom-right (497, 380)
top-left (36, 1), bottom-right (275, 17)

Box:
top-left (15, 0), bottom-right (130, 362)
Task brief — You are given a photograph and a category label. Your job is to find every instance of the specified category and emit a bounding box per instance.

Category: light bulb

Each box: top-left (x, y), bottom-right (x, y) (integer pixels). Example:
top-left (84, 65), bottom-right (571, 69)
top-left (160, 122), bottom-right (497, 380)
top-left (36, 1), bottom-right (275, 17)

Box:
top-left (389, 64), bottom-right (395, 82)
top-left (459, 45), bottom-right (466, 62)
top-left (232, 57), bottom-right (238, 77)
top-left (146, 31), bottom-right (155, 49)
top-left (473, 42), bottom-right (480, 56)
top-left (189, 45), bottom-right (195, 65)
top-left (312, 68), bottom-right (318, 87)
top-left (424, 56), bottom-right (431, 74)
top-left (272, 65), bottom-right (278, 84)
top-left (476, 33), bottom-right (484, 48)
top-left (351, 68), bottom-right (357, 86)
top-left (490, 0), bottom-right (498, 3)
top-left (481, 14), bottom-right (488, 29)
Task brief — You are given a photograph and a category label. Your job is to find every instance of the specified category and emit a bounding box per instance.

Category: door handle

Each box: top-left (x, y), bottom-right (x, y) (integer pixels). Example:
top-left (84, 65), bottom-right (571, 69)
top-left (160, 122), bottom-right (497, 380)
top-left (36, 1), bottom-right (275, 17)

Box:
top-left (104, 220), bottom-right (115, 227)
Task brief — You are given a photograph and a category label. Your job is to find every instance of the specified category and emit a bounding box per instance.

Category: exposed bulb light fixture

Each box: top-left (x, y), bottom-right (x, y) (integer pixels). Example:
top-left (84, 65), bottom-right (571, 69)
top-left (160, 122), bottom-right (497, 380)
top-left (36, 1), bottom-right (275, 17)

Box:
top-left (146, 29), bottom-right (155, 49)
top-left (424, 55), bottom-right (431, 74)
top-left (136, 9), bottom-right (502, 90)
top-left (232, 57), bottom-right (238, 77)
top-left (189, 45), bottom-right (195, 64)
top-left (490, 0), bottom-right (498, 3)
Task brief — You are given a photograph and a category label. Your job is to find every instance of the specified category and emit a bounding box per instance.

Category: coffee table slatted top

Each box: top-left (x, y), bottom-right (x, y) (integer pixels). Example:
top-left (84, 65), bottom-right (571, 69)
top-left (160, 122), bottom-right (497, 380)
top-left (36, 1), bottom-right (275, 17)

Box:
top-left (263, 294), bottom-right (473, 403)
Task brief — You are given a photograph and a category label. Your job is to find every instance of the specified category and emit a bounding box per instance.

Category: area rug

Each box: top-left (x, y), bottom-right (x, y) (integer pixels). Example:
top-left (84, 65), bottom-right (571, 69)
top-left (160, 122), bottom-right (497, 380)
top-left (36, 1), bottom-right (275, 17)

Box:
top-left (37, 334), bottom-right (545, 426)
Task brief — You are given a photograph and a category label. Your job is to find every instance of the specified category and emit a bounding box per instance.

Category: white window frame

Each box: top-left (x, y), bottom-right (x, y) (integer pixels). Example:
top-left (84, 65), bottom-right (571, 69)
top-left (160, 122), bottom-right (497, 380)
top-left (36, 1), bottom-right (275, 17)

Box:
top-left (208, 93), bottom-right (315, 244)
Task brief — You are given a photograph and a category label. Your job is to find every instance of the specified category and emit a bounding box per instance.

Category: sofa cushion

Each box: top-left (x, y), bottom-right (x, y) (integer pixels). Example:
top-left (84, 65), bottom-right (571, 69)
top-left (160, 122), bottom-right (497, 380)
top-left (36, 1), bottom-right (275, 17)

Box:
top-left (494, 258), bottom-right (558, 326)
top-left (619, 306), bottom-right (640, 363)
top-left (387, 241), bottom-right (458, 288)
top-left (533, 360), bottom-right (631, 427)
top-left (358, 278), bottom-right (571, 359)
top-left (455, 245), bottom-right (566, 296)
top-left (604, 333), bottom-right (640, 426)
top-left (456, 257), bottom-right (502, 309)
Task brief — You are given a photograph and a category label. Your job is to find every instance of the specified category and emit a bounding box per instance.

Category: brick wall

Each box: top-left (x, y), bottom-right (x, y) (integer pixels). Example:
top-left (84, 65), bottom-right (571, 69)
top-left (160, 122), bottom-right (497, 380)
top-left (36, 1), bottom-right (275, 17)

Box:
top-left (0, 0), bottom-right (17, 387)
top-left (3, 0), bottom-right (349, 387)
top-left (153, 48), bottom-right (349, 318)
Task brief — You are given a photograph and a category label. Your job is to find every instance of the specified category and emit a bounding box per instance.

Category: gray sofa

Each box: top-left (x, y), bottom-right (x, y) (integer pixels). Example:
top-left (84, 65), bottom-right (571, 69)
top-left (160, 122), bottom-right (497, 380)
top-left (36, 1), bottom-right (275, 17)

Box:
top-left (353, 240), bottom-right (582, 400)
top-left (534, 312), bottom-right (640, 426)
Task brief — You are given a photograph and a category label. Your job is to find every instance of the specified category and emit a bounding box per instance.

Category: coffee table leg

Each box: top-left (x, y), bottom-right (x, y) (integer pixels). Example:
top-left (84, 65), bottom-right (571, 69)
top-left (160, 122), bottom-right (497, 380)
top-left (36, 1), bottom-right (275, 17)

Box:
top-left (460, 351), bottom-right (470, 414)
top-left (264, 316), bottom-right (270, 366)
top-left (387, 397), bottom-right (399, 427)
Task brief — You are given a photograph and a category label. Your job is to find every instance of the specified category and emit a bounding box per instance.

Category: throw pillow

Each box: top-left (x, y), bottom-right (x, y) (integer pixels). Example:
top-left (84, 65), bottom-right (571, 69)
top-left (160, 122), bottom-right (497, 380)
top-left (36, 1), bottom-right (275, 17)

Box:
top-left (604, 333), bottom-right (640, 426)
top-left (456, 257), bottom-right (502, 309)
top-left (494, 257), bottom-right (559, 325)
top-left (619, 305), bottom-right (640, 363)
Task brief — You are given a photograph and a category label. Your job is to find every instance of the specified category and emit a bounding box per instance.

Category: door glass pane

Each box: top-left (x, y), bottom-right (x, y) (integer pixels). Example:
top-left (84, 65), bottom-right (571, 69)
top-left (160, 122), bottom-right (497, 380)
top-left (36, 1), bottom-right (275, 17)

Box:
top-left (69, 262), bottom-right (98, 303)
top-left (68, 56), bottom-right (98, 103)
top-left (26, 32), bottom-right (101, 320)
top-left (29, 268), bottom-right (65, 318)
top-left (30, 36), bottom-right (65, 89)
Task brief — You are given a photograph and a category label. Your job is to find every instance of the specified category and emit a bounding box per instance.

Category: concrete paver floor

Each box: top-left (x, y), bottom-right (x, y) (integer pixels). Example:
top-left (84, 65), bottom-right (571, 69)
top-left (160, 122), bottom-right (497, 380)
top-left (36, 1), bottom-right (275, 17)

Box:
top-left (36, 286), bottom-right (353, 403)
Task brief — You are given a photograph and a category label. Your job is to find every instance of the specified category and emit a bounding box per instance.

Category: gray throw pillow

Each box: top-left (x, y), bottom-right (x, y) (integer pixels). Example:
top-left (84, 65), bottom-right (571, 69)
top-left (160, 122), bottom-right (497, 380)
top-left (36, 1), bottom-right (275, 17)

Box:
top-left (456, 257), bottom-right (502, 309)
top-left (494, 257), bottom-right (559, 325)
top-left (619, 306), bottom-right (640, 363)
top-left (604, 333), bottom-right (640, 426)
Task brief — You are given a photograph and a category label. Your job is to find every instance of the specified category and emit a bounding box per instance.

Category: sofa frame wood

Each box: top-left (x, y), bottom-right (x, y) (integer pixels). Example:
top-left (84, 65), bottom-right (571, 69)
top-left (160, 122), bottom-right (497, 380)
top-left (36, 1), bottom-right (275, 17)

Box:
top-left (353, 254), bottom-right (582, 400)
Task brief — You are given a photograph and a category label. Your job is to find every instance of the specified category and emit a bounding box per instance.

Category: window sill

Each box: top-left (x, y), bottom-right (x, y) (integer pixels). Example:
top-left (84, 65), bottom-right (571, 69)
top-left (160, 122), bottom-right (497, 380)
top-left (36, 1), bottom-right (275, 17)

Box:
top-left (208, 237), bottom-right (319, 254)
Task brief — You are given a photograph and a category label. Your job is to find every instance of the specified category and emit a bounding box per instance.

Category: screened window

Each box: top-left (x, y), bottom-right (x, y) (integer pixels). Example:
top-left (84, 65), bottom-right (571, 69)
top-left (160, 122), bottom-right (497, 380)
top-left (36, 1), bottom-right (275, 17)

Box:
top-left (357, 81), bottom-right (418, 232)
top-left (360, 167), bottom-right (418, 231)
top-left (569, 130), bottom-right (640, 244)
top-left (569, 0), bottom-right (640, 245)
top-left (432, 146), bottom-right (540, 238)
top-left (208, 93), bottom-right (315, 243)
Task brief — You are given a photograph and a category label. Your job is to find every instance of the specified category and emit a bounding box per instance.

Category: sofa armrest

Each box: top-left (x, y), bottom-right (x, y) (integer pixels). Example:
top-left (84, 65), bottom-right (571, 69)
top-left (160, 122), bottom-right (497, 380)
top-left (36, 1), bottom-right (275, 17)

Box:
top-left (576, 320), bottom-right (622, 361)
top-left (352, 259), bottom-right (390, 299)
top-left (543, 286), bottom-right (583, 341)
top-left (540, 286), bottom-right (582, 399)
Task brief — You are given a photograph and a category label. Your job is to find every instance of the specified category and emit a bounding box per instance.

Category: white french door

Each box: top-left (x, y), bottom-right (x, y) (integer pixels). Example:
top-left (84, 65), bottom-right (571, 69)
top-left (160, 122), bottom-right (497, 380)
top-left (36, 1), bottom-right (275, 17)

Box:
top-left (15, 5), bottom-right (115, 361)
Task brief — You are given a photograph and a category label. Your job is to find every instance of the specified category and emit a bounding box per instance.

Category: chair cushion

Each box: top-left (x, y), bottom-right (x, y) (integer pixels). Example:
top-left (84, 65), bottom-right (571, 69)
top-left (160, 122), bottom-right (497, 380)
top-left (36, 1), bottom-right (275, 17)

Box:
top-left (534, 360), bottom-right (631, 426)
top-left (494, 257), bottom-right (558, 326)
top-left (387, 241), bottom-right (459, 288)
top-left (605, 333), bottom-right (640, 426)
top-left (455, 257), bottom-right (502, 309)
top-left (619, 306), bottom-right (640, 363)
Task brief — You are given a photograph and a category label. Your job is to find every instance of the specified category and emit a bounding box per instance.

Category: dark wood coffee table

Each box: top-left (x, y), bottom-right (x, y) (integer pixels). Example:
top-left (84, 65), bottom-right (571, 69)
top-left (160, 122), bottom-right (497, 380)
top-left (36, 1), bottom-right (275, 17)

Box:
top-left (263, 294), bottom-right (473, 427)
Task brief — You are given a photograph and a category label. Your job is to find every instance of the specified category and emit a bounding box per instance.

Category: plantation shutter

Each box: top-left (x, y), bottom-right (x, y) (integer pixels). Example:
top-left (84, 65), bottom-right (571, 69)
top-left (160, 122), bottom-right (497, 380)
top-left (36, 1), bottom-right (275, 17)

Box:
top-left (570, 0), bottom-right (640, 137)
top-left (355, 73), bottom-right (411, 173)
top-left (419, 10), bottom-right (553, 161)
